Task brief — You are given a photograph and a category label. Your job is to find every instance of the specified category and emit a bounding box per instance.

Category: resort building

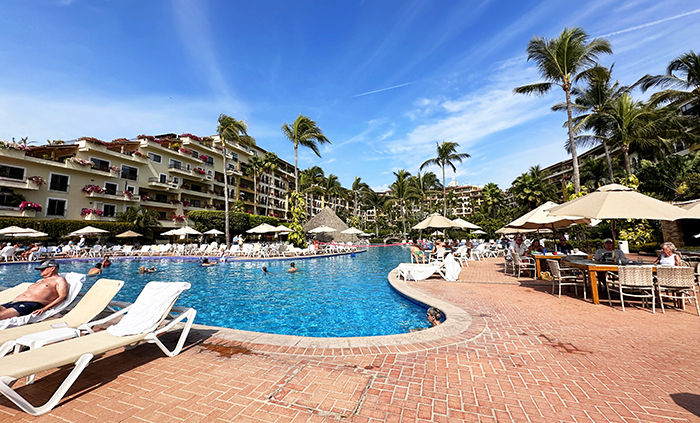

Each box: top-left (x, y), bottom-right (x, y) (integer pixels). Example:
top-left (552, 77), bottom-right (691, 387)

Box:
top-left (0, 134), bottom-right (296, 227)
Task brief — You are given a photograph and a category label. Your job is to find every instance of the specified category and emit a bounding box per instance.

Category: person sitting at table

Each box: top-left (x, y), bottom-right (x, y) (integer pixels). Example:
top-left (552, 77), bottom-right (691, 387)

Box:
top-left (510, 236), bottom-right (528, 257)
top-left (594, 238), bottom-right (628, 263)
top-left (526, 240), bottom-right (544, 257)
top-left (654, 242), bottom-right (681, 266)
top-left (555, 237), bottom-right (574, 254)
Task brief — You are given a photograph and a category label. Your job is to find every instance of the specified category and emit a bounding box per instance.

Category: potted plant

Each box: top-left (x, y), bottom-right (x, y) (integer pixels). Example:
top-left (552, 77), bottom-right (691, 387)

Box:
top-left (28, 176), bottom-right (46, 187)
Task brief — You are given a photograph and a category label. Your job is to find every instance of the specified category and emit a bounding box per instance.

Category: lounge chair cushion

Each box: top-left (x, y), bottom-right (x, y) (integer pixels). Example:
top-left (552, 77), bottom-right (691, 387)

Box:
top-left (107, 282), bottom-right (190, 336)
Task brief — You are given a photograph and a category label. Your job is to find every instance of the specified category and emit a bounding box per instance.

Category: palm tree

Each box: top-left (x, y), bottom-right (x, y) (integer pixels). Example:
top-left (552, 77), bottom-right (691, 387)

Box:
top-left (419, 141), bottom-right (470, 215)
top-left (480, 183), bottom-right (504, 219)
top-left (363, 190), bottom-right (386, 236)
top-left (555, 65), bottom-right (628, 182)
top-left (263, 152), bottom-right (279, 216)
top-left (281, 115), bottom-right (331, 192)
top-left (638, 51), bottom-right (700, 110)
top-left (299, 166), bottom-right (325, 213)
top-left (116, 206), bottom-right (162, 240)
top-left (246, 155), bottom-right (265, 215)
top-left (385, 170), bottom-right (418, 235)
top-left (580, 157), bottom-right (611, 189)
top-left (514, 27), bottom-right (613, 194)
top-left (322, 174), bottom-right (343, 211)
top-left (351, 176), bottom-right (370, 219)
top-left (410, 171), bottom-right (442, 212)
top-left (509, 169), bottom-right (556, 211)
top-left (217, 114), bottom-right (255, 247)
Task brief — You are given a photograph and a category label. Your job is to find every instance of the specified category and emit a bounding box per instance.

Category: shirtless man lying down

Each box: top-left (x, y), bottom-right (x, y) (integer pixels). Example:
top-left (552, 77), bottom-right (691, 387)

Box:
top-left (0, 259), bottom-right (68, 320)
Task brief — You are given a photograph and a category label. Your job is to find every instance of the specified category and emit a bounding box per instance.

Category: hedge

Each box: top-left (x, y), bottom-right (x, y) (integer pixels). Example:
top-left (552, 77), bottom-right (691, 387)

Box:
top-left (187, 211), bottom-right (279, 235)
top-left (0, 218), bottom-right (135, 242)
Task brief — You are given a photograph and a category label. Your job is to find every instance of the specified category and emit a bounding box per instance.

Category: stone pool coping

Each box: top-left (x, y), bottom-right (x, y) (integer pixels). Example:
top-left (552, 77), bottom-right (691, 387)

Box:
top-left (194, 268), bottom-right (485, 355)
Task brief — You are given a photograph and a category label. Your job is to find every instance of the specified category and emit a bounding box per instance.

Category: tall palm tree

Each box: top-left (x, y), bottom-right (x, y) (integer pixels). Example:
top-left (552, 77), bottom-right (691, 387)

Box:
top-left (385, 170), bottom-right (418, 235)
top-left (638, 51), bottom-right (700, 110)
top-left (363, 190), bottom-right (385, 236)
top-left (580, 157), bottom-right (611, 189)
top-left (514, 27), bottom-right (613, 194)
top-left (299, 166), bottom-right (325, 213)
top-left (351, 176), bottom-right (370, 219)
top-left (410, 171), bottom-right (442, 212)
top-left (555, 65), bottom-right (628, 182)
top-left (217, 114), bottom-right (255, 247)
top-left (509, 169), bottom-right (556, 211)
top-left (281, 115), bottom-right (331, 192)
top-left (480, 182), bottom-right (504, 219)
top-left (263, 152), bottom-right (279, 216)
top-left (246, 155), bottom-right (265, 215)
top-left (419, 141), bottom-right (470, 216)
top-left (322, 174), bottom-right (343, 211)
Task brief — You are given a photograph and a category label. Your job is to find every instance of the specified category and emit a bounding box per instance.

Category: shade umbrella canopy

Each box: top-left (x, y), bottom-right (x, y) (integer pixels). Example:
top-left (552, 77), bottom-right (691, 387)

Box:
top-left (203, 229), bottom-right (225, 235)
top-left (413, 213), bottom-right (458, 230)
top-left (506, 201), bottom-right (592, 230)
top-left (451, 218), bottom-right (481, 230)
top-left (496, 227), bottom-right (552, 234)
top-left (547, 184), bottom-right (694, 221)
top-left (246, 223), bottom-right (279, 234)
top-left (472, 229), bottom-right (487, 235)
top-left (162, 227), bottom-right (202, 236)
top-left (115, 230), bottom-right (143, 238)
top-left (431, 230), bottom-right (444, 236)
top-left (308, 225), bottom-right (337, 233)
top-left (340, 227), bottom-right (363, 234)
top-left (67, 226), bottom-right (110, 236)
top-left (0, 226), bottom-right (47, 237)
top-left (275, 225), bottom-right (293, 233)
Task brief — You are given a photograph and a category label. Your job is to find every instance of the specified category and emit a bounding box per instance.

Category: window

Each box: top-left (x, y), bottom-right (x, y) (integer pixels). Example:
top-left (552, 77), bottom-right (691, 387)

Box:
top-left (0, 188), bottom-right (16, 206)
top-left (155, 193), bottom-right (168, 203)
top-left (190, 199), bottom-right (201, 207)
top-left (148, 152), bottom-right (162, 163)
top-left (169, 159), bottom-right (182, 169)
top-left (49, 173), bottom-right (70, 192)
top-left (103, 204), bottom-right (116, 217)
top-left (121, 165), bottom-right (138, 181)
top-left (125, 185), bottom-right (135, 194)
top-left (91, 157), bottom-right (110, 172)
top-left (104, 182), bottom-right (118, 196)
top-left (0, 165), bottom-right (25, 180)
top-left (172, 177), bottom-right (180, 185)
top-left (46, 198), bottom-right (67, 216)
top-left (159, 173), bottom-right (167, 183)
top-left (157, 211), bottom-right (166, 220)
top-left (185, 163), bottom-right (191, 171)
top-left (231, 153), bottom-right (238, 162)
top-left (191, 151), bottom-right (199, 159)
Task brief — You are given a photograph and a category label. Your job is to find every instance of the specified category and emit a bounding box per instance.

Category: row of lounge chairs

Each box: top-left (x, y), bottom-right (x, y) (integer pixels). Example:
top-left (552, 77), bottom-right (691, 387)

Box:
top-left (0, 277), bottom-right (196, 416)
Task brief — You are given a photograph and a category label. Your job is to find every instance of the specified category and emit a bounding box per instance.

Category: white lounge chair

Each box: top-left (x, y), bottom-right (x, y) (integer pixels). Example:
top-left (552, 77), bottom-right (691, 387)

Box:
top-left (0, 281), bottom-right (195, 416)
top-left (0, 247), bottom-right (16, 262)
top-left (134, 245), bottom-right (150, 256)
top-left (119, 245), bottom-right (134, 256)
top-left (438, 254), bottom-right (462, 281)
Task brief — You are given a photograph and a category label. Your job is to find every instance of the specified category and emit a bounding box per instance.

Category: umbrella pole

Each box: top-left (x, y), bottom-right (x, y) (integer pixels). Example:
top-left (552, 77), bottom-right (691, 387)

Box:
top-left (612, 219), bottom-right (616, 244)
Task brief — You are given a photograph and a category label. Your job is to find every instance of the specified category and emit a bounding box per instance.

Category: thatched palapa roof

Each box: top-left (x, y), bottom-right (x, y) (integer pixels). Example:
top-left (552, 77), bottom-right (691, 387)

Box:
top-left (303, 207), bottom-right (356, 243)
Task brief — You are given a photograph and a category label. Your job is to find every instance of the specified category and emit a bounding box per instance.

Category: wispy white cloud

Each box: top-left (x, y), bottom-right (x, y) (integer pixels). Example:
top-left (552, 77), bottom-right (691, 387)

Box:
top-left (349, 80), bottom-right (420, 98)
top-left (598, 7), bottom-right (700, 37)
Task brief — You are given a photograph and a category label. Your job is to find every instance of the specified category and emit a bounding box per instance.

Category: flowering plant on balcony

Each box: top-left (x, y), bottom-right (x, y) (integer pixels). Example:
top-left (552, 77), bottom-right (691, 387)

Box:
top-left (78, 136), bottom-right (106, 146)
top-left (109, 166), bottom-right (120, 173)
top-left (179, 133), bottom-right (201, 141)
top-left (215, 145), bottom-right (223, 151)
top-left (111, 138), bottom-right (130, 143)
top-left (179, 147), bottom-right (193, 155)
top-left (19, 201), bottom-right (42, 212)
top-left (28, 175), bottom-right (46, 187)
top-left (180, 183), bottom-right (191, 190)
top-left (172, 214), bottom-right (187, 223)
top-left (123, 190), bottom-right (134, 199)
top-left (82, 184), bottom-right (106, 194)
top-left (182, 200), bottom-right (190, 207)
top-left (193, 168), bottom-right (206, 175)
top-left (200, 155), bottom-right (210, 162)
top-left (66, 157), bottom-right (95, 167)
top-left (171, 199), bottom-right (181, 205)
top-left (133, 151), bottom-right (145, 157)
top-left (204, 204), bottom-right (214, 209)
top-left (0, 140), bottom-right (28, 151)
top-left (80, 208), bottom-right (103, 217)
top-left (137, 134), bottom-right (155, 142)
top-left (141, 195), bottom-right (149, 201)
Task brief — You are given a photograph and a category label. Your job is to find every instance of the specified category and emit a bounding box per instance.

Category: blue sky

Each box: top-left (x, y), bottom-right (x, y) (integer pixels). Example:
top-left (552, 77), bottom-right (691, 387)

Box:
top-left (1, 0), bottom-right (698, 191)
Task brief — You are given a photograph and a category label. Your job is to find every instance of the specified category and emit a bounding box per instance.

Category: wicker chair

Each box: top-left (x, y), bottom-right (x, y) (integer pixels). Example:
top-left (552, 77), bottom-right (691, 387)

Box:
top-left (605, 266), bottom-right (655, 313)
top-left (512, 253), bottom-right (536, 278)
top-left (504, 255), bottom-right (514, 275)
top-left (656, 266), bottom-right (700, 315)
top-left (547, 259), bottom-right (586, 299)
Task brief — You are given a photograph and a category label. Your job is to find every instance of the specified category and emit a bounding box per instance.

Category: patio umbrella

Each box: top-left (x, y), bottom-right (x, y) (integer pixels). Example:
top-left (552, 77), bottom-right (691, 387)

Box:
top-left (472, 229), bottom-right (487, 235)
top-left (0, 227), bottom-right (48, 237)
top-left (547, 184), bottom-right (693, 221)
top-left (275, 225), bottom-right (293, 233)
top-left (505, 201), bottom-right (592, 230)
top-left (413, 213), bottom-right (457, 230)
top-left (308, 225), bottom-right (337, 233)
top-left (67, 226), bottom-right (109, 237)
top-left (451, 218), bottom-right (481, 230)
top-left (340, 227), bottom-right (363, 235)
top-left (162, 227), bottom-right (202, 236)
top-left (115, 230), bottom-right (143, 238)
top-left (246, 223), bottom-right (279, 234)
top-left (203, 229), bottom-right (225, 235)
top-left (495, 227), bottom-right (551, 234)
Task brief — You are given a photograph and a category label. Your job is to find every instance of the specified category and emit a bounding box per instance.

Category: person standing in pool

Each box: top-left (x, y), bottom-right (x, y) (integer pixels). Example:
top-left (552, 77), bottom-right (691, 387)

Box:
top-left (87, 262), bottom-right (102, 275)
top-left (201, 258), bottom-right (216, 267)
top-left (287, 262), bottom-right (297, 272)
top-left (262, 266), bottom-right (269, 273)
top-left (426, 307), bottom-right (443, 327)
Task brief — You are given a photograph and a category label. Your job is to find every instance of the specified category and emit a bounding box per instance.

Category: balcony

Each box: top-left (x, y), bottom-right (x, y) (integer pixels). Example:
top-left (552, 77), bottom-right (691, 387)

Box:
top-left (84, 190), bottom-right (140, 202)
top-left (0, 206), bottom-right (36, 218)
top-left (147, 177), bottom-right (179, 191)
top-left (0, 177), bottom-right (40, 191)
top-left (180, 187), bottom-right (212, 198)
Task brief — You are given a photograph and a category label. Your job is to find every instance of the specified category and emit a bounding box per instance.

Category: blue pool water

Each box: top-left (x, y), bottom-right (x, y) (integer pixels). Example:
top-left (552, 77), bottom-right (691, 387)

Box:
top-left (0, 246), bottom-right (430, 337)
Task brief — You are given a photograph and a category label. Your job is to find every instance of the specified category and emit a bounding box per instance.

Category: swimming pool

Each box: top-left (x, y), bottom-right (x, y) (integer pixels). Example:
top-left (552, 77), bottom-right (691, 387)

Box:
top-left (0, 246), bottom-right (430, 337)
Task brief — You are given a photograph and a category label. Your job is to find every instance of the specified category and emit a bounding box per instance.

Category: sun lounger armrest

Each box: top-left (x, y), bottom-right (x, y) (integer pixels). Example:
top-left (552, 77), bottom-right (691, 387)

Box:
top-left (77, 303), bottom-right (133, 334)
top-left (145, 306), bottom-right (197, 357)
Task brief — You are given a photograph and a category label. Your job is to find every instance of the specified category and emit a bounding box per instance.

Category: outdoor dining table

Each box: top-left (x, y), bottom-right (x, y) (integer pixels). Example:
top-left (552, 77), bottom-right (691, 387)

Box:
top-left (561, 257), bottom-right (656, 305)
top-left (531, 253), bottom-right (563, 280)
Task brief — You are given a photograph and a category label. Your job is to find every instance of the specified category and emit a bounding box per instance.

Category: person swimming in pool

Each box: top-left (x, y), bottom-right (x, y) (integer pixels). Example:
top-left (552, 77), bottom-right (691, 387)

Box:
top-left (262, 266), bottom-right (269, 273)
top-left (426, 307), bottom-right (443, 327)
top-left (410, 244), bottom-right (426, 264)
top-left (201, 258), bottom-right (216, 267)
top-left (138, 265), bottom-right (157, 274)
top-left (287, 262), bottom-right (297, 272)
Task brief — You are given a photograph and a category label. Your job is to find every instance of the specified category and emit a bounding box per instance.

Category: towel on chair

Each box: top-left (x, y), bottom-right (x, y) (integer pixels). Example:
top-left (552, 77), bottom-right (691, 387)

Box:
top-left (0, 272), bottom-right (85, 330)
top-left (443, 254), bottom-right (461, 281)
top-left (107, 282), bottom-right (190, 336)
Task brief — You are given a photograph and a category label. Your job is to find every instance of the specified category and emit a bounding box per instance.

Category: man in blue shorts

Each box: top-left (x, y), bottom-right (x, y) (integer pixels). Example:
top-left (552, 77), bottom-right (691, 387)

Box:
top-left (0, 259), bottom-right (68, 320)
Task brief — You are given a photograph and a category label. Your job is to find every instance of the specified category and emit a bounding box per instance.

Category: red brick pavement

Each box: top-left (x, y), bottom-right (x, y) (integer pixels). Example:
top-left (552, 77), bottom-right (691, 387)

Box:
top-left (1, 256), bottom-right (699, 422)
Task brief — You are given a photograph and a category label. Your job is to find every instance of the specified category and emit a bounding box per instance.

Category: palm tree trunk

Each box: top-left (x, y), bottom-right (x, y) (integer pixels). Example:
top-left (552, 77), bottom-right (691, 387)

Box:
top-left (253, 173), bottom-right (258, 215)
top-left (402, 203), bottom-right (406, 235)
top-left (223, 153), bottom-right (230, 247)
top-left (603, 141), bottom-right (614, 183)
top-left (442, 166), bottom-right (447, 216)
top-left (294, 145), bottom-right (299, 193)
top-left (623, 148), bottom-right (632, 177)
top-left (565, 87), bottom-right (581, 194)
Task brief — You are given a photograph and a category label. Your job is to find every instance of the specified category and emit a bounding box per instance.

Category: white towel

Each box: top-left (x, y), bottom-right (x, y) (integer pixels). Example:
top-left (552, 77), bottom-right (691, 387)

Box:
top-left (107, 282), bottom-right (190, 337)
top-left (443, 254), bottom-right (461, 281)
top-left (0, 272), bottom-right (85, 330)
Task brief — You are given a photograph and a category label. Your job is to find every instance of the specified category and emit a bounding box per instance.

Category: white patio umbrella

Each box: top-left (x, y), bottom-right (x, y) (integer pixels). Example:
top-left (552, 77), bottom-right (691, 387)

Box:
top-left (340, 227), bottom-right (363, 235)
top-left (451, 218), bottom-right (481, 230)
top-left (203, 229), bottom-right (225, 235)
top-left (413, 213), bottom-right (458, 230)
top-left (115, 230), bottom-right (143, 238)
top-left (472, 229), bottom-right (487, 235)
top-left (67, 226), bottom-right (109, 237)
top-left (162, 227), bottom-right (202, 236)
top-left (0, 227), bottom-right (48, 237)
top-left (246, 223), bottom-right (279, 234)
top-left (308, 225), bottom-right (337, 233)
top-left (275, 225), bottom-right (293, 233)
top-left (505, 201), bottom-right (592, 230)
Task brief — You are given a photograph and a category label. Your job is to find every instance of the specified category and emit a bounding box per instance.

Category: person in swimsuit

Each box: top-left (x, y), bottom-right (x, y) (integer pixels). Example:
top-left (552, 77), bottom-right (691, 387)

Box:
top-left (101, 255), bottom-right (112, 268)
top-left (87, 262), bottom-right (102, 275)
top-left (410, 244), bottom-right (426, 264)
top-left (426, 307), bottom-right (443, 327)
top-left (0, 259), bottom-right (68, 320)
top-left (287, 262), bottom-right (297, 272)
top-left (201, 258), bottom-right (216, 267)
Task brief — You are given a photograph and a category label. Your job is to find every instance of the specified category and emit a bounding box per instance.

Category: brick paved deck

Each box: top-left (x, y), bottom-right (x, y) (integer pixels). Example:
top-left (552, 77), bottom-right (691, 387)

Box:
top-left (2, 256), bottom-right (699, 422)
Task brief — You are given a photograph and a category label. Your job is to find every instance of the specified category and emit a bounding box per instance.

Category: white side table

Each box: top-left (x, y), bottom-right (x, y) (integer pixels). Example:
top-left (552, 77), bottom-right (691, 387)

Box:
top-left (15, 327), bottom-right (81, 384)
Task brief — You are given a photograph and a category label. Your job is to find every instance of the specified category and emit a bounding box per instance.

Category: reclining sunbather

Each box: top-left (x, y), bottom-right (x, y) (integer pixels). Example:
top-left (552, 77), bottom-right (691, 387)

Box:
top-left (0, 259), bottom-right (67, 320)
